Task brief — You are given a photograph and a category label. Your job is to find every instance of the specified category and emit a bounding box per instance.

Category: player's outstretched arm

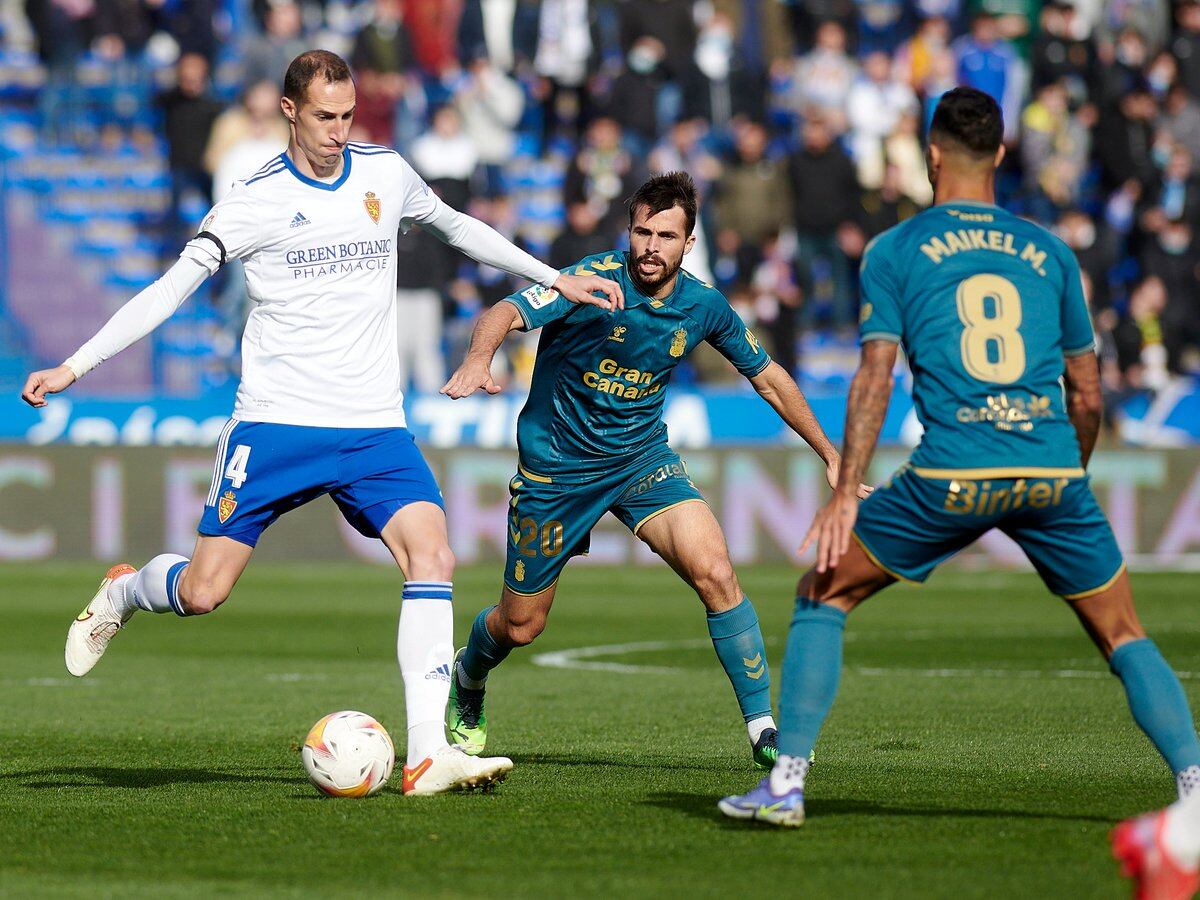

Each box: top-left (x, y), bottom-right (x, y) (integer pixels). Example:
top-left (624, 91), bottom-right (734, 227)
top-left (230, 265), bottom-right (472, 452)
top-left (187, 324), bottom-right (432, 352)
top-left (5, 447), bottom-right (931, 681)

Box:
top-left (19, 257), bottom-right (210, 408)
top-left (417, 204), bottom-right (623, 311)
top-left (441, 301), bottom-right (524, 399)
top-left (747, 361), bottom-right (872, 499)
top-left (1064, 350), bottom-right (1103, 468)
top-left (800, 340), bottom-right (897, 572)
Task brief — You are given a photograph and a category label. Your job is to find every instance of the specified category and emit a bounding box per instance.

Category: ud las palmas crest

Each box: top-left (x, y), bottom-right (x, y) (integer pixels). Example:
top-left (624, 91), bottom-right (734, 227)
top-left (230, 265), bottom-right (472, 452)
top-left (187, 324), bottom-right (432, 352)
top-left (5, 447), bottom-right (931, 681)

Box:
top-left (218, 491), bottom-right (238, 524)
top-left (363, 191), bottom-right (381, 224)
top-left (669, 328), bottom-right (688, 357)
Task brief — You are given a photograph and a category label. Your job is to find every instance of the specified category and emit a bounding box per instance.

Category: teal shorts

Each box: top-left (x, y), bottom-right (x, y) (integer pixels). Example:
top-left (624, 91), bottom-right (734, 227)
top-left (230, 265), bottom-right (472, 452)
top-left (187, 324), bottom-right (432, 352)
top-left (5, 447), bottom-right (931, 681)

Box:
top-left (853, 466), bottom-right (1126, 599)
top-left (504, 449), bottom-right (705, 594)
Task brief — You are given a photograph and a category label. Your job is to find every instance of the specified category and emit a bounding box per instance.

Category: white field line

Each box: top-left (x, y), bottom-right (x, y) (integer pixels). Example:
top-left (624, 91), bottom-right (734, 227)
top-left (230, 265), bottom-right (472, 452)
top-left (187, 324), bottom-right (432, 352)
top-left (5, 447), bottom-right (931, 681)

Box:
top-left (529, 639), bottom-right (1199, 680)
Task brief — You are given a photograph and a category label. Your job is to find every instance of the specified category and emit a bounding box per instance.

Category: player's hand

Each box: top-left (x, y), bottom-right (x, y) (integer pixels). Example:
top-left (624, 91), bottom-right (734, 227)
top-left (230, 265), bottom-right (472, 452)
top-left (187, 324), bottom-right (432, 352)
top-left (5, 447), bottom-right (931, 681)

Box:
top-left (799, 490), bottom-right (860, 574)
top-left (552, 272), bottom-right (624, 312)
top-left (21, 365), bottom-right (76, 408)
top-left (440, 357), bottom-right (501, 399)
top-left (825, 457), bottom-right (873, 499)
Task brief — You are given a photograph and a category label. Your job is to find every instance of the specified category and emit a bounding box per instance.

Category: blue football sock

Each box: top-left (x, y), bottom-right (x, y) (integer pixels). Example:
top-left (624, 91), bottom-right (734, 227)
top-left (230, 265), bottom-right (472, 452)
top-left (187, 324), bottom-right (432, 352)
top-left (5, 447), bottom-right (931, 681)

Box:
top-left (778, 597), bottom-right (847, 760)
top-left (1110, 638), bottom-right (1200, 775)
top-left (458, 606), bottom-right (511, 685)
top-left (707, 597), bottom-right (772, 723)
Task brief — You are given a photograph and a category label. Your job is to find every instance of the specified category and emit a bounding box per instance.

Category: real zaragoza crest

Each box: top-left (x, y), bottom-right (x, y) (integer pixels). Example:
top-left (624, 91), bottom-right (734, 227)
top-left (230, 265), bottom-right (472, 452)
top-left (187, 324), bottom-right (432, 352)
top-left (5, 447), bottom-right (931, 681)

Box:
top-left (218, 490), bottom-right (238, 524)
top-left (669, 327), bottom-right (688, 357)
top-left (363, 191), bottom-right (381, 224)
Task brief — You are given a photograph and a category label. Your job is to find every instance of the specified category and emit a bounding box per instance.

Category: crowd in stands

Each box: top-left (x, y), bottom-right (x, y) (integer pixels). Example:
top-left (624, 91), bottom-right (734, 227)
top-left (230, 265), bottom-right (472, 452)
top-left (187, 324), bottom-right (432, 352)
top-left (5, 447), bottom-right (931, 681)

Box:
top-left (6, 0), bottom-right (1200, 413)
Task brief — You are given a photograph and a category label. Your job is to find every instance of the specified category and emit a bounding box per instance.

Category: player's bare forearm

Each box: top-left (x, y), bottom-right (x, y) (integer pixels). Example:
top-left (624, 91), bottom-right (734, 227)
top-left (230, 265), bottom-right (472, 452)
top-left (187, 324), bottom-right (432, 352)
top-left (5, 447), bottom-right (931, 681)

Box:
top-left (440, 301), bottom-right (522, 399)
top-left (837, 341), bottom-right (897, 496)
top-left (1064, 351), bottom-right (1103, 468)
top-left (749, 361), bottom-right (837, 463)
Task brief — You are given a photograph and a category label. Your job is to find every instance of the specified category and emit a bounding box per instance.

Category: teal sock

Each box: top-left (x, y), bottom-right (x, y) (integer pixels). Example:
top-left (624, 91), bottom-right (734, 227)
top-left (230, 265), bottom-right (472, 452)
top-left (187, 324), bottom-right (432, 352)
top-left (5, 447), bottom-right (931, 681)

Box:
top-left (707, 597), bottom-right (772, 722)
top-left (1110, 638), bottom-right (1200, 774)
top-left (778, 597), bottom-right (846, 759)
top-left (459, 606), bottom-right (511, 685)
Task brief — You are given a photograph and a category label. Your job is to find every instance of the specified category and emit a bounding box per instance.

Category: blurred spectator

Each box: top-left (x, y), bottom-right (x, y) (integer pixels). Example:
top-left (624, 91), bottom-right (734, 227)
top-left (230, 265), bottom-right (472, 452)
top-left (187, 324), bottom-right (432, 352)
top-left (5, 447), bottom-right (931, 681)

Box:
top-left (242, 1), bottom-right (307, 86)
top-left (549, 201), bottom-right (611, 269)
top-left (1056, 209), bottom-right (1119, 312)
top-left (846, 50), bottom-right (918, 178)
top-left (351, 0), bottom-right (416, 146)
top-left (453, 57), bottom-right (524, 194)
top-left (410, 105), bottom-right (478, 211)
top-left (971, 0), bottom-right (1035, 57)
top-left (713, 121), bottom-right (791, 249)
top-left (457, 0), bottom-right (541, 72)
top-left (683, 12), bottom-right (768, 127)
top-left (158, 52), bottom-right (224, 247)
top-left (404, 0), bottom-right (462, 76)
top-left (1174, 1), bottom-right (1200, 100)
top-left (534, 0), bottom-right (594, 152)
top-left (92, 0), bottom-right (154, 61)
top-left (782, 20), bottom-right (857, 133)
top-left (649, 119), bottom-right (723, 199)
top-left (788, 116), bottom-right (860, 327)
top-left (1113, 275), bottom-right (1171, 391)
top-left (894, 15), bottom-right (955, 96)
top-left (1095, 84), bottom-right (1158, 191)
top-left (618, 0), bottom-right (697, 86)
top-left (204, 80), bottom-right (290, 201)
top-left (709, 0), bottom-right (794, 74)
top-left (395, 223), bottom-right (455, 394)
top-left (563, 116), bottom-right (644, 242)
top-left (877, 108), bottom-right (933, 205)
top-left (853, 162), bottom-right (923, 242)
top-left (607, 37), bottom-right (666, 151)
top-left (1020, 81), bottom-right (1094, 219)
top-left (953, 11), bottom-right (1021, 139)
top-left (1138, 218), bottom-right (1200, 373)
top-left (856, 0), bottom-right (914, 55)
top-left (1140, 146), bottom-right (1200, 234)
top-left (750, 232), bottom-right (801, 376)
top-left (1160, 82), bottom-right (1200, 161)
top-left (1031, 1), bottom-right (1096, 104)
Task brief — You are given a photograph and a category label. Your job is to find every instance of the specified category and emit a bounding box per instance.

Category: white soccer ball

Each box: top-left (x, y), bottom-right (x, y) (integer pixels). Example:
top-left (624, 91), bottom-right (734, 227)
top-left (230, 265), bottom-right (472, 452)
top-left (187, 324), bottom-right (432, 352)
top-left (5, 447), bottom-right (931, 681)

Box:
top-left (301, 710), bottom-right (395, 797)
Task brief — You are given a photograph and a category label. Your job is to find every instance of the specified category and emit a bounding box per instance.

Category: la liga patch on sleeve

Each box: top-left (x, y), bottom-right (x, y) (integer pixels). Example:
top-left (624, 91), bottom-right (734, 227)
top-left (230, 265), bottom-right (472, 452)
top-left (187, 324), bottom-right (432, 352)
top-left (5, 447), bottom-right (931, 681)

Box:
top-left (521, 285), bottom-right (559, 309)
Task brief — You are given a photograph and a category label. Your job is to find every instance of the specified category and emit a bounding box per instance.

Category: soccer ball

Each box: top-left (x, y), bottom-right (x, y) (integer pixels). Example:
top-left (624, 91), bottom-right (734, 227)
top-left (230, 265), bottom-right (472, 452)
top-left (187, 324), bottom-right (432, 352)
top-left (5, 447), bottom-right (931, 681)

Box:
top-left (301, 710), bottom-right (395, 797)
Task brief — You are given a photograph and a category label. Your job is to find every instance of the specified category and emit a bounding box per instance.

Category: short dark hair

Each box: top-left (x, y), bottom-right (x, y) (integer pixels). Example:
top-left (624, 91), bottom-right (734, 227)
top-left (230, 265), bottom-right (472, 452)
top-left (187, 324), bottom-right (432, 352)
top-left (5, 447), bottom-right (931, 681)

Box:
top-left (928, 87), bottom-right (1004, 158)
top-left (283, 50), bottom-right (352, 106)
top-left (627, 172), bottom-right (698, 236)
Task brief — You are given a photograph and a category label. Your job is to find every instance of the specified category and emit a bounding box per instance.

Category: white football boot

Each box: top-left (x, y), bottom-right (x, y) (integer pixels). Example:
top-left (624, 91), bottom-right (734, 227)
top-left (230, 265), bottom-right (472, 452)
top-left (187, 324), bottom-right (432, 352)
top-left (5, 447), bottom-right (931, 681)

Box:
top-left (401, 745), bottom-right (513, 796)
top-left (65, 564), bottom-right (136, 677)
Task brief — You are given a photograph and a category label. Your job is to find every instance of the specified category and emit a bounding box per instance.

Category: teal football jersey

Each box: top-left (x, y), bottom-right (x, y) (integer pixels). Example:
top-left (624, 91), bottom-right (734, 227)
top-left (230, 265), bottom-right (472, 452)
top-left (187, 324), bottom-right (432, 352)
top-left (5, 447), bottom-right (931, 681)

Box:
top-left (859, 201), bottom-right (1096, 476)
top-left (506, 251), bottom-right (771, 478)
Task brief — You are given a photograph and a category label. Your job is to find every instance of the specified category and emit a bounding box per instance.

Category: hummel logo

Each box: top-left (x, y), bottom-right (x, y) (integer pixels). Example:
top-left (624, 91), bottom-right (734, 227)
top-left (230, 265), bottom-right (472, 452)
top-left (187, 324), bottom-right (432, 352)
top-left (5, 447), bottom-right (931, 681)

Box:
top-left (425, 663), bottom-right (452, 682)
top-left (290, 211), bottom-right (310, 228)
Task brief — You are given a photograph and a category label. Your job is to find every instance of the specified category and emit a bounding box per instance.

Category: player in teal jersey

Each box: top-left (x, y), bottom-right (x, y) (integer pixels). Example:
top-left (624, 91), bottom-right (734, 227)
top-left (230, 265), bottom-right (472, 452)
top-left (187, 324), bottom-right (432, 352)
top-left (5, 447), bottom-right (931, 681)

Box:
top-left (720, 88), bottom-right (1200, 828)
top-left (440, 172), bottom-right (868, 769)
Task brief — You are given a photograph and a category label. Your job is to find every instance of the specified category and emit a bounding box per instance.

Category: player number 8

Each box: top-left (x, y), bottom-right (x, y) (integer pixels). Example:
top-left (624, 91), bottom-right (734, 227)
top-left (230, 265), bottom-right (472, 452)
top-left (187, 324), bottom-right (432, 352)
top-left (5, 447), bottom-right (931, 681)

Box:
top-left (956, 273), bottom-right (1026, 384)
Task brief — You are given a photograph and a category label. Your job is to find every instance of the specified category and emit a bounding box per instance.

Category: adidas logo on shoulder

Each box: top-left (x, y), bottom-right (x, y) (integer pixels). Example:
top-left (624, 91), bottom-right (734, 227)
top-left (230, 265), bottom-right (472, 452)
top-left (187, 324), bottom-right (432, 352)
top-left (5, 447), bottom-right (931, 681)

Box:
top-left (425, 663), bottom-right (452, 682)
top-left (290, 211), bottom-right (311, 228)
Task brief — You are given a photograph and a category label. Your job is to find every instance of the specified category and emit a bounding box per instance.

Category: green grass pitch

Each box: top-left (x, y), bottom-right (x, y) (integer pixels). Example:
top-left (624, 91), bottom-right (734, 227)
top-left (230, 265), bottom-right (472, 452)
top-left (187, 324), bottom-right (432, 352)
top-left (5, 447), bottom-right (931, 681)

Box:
top-left (1, 562), bottom-right (1196, 897)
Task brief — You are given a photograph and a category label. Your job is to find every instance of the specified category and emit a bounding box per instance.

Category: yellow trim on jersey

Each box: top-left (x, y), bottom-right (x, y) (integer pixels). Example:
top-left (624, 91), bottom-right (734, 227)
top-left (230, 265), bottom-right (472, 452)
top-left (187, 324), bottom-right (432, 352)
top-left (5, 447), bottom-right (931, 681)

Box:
top-left (911, 466), bottom-right (1085, 480)
top-left (631, 498), bottom-right (708, 536)
top-left (851, 532), bottom-right (920, 585)
top-left (502, 576), bottom-right (561, 598)
top-left (517, 465), bottom-right (553, 484)
top-left (1061, 562), bottom-right (1127, 601)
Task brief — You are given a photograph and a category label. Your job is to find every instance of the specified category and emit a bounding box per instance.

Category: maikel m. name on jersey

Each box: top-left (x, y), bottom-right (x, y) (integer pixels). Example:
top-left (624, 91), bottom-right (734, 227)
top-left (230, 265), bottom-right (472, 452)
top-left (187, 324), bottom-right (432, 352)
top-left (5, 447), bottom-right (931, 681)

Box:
top-left (858, 200), bottom-right (1095, 477)
top-left (505, 250), bottom-right (771, 478)
top-left (182, 142), bottom-right (435, 429)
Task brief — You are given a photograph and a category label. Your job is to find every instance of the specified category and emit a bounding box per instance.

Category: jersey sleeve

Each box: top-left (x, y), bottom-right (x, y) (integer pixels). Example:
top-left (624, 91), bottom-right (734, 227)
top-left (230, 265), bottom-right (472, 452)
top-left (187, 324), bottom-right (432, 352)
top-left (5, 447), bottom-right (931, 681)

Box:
top-left (705, 301), bottom-right (772, 377)
top-left (1060, 252), bottom-right (1096, 356)
top-left (858, 236), bottom-right (904, 344)
top-left (505, 279), bottom-right (580, 330)
top-left (180, 186), bottom-right (261, 273)
top-left (180, 187), bottom-right (260, 274)
top-left (396, 155), bottom-right (439, 231)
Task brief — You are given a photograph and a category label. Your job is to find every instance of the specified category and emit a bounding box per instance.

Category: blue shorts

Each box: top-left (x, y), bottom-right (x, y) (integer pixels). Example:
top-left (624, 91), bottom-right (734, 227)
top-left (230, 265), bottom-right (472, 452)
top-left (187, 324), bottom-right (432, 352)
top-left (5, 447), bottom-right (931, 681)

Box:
top-left (504, 448), bottom-right (705, 595)
top-left (853, 466), bottom-right (1125, 599)
top-left (198, 421), bottom-right (443, 548)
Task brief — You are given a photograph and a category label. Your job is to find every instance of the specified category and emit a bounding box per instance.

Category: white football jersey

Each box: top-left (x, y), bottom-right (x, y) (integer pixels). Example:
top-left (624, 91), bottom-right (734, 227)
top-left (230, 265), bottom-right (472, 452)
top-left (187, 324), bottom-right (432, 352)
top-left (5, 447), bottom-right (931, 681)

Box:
top-left (183, 142), bottom-right (436, 428)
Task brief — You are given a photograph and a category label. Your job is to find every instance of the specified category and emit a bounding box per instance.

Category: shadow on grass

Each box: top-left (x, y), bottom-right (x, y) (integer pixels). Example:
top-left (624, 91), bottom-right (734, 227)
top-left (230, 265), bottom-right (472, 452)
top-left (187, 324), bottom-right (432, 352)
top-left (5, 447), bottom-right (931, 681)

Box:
top-left (643, 792), bottom-right (1115, 827)
top-left (507, 753), bottom-right (719, 772)
top-left (0, 766), bottom-right (297, 789)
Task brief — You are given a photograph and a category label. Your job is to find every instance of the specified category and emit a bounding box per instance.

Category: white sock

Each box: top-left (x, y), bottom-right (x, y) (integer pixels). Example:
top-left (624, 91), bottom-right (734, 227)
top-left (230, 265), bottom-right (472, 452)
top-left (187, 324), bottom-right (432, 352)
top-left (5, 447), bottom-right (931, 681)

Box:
top-left (1178, 765), bottom-right (1200, 800)
top-left (770, 753), bottom-right (810, 795)
top-left (747, 715), bottom-right (776, 744)
top-left (397, 581), bottom-right (454, 768)
top-left (109, 554), bottom-right (189, 616)
top-left (1163, 788), bottom-right (1200, 866)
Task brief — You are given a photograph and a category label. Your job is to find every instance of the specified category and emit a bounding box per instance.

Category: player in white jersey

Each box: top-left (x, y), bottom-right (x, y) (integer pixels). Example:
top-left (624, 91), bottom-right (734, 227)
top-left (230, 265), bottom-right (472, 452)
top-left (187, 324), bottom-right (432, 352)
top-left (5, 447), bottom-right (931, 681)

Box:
top-left (20, 50), bottom-right (622, 796)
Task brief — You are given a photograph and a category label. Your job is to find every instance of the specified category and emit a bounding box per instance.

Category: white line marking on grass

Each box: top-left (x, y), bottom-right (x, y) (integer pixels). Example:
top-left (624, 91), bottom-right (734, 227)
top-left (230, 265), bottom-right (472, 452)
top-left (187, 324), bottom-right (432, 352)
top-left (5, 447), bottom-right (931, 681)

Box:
top-left (530, 640), bottom-right (1198, 680)
top-left (264, 673), bottom-right (327, 682)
